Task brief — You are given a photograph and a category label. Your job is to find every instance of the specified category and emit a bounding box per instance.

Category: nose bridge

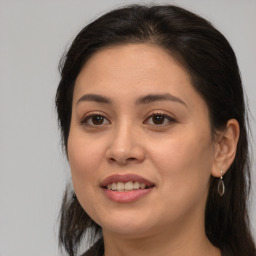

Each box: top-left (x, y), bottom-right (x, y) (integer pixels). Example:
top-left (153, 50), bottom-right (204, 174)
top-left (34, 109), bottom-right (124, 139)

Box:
top-left (106, 118), bottom-right (144, 164)
top-left (112, 119), bottom-right (135, 153)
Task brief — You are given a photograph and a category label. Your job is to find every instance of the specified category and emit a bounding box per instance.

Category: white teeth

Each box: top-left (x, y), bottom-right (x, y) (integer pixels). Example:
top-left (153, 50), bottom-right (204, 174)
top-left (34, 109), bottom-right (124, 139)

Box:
top-left (112, 183), bottom-right (117, 191)
top-left (106, 182), bottom-right (148, 191)
top-left (140, 183), bottom-right (146, 189)
top-left (134, 181), bottom-right (140, 189)
top-left (117, 182), bottom-right (125, 191)
top-left (124, 181), bottom-right (133, 191)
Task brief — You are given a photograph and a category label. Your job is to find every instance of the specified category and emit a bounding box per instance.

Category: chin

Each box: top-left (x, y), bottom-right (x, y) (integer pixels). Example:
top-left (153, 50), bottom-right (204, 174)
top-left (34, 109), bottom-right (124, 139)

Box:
top-left (102, 223), bottom-right (156, 239)
top-left (94, 209), bottom-right (160, 238)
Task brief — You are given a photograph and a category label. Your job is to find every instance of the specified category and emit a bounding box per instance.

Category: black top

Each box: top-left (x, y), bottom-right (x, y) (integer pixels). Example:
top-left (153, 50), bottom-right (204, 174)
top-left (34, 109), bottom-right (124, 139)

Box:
top-left (81, 239), bottom-right (231, 256)
top-left (81, 239), bottom-right (104, 256)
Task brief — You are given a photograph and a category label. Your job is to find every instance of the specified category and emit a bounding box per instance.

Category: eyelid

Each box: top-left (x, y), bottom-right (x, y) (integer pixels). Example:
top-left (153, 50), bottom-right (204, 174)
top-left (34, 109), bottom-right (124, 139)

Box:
top-left (80, 112), bottom-right (111, 126)
top-left (79, 110), bottom-right (176, 127)
top-left (143, 111), bottom-right (176, 125)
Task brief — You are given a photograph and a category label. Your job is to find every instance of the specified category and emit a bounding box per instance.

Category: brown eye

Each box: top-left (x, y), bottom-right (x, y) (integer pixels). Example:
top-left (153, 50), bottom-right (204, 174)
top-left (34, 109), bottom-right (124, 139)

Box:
top-left (81, 114), bottom-right (110, 126)
top-left (152, 114), bottom-right (165, 125)
top-left (144, 113), bottom-right (175, 126)
top-left (91, 115), bottom-right (104, 125)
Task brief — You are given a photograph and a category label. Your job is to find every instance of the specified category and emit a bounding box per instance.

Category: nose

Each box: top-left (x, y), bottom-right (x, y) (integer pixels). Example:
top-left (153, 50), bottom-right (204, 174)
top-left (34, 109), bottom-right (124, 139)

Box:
top-left (105, 124), bottom-right (145, 165)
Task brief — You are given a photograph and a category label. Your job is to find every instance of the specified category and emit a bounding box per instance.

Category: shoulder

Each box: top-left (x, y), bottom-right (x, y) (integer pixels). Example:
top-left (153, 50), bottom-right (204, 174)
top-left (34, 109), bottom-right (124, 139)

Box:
top-left (80, 240), bottom-right (231, 256)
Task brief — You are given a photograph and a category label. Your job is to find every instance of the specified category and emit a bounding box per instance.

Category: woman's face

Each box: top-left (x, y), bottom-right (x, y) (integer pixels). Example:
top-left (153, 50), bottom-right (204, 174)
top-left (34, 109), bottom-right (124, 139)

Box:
top-left (68, 44), bottom-right (218, 238)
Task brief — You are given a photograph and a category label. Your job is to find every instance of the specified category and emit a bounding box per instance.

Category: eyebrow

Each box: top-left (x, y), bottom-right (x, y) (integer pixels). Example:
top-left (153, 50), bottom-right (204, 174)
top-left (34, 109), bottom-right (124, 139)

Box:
top-left (76, 93), bottom-right (187, 107)
top-left (76, 94), bottom-right (112, 105)
top-left (136, 93), bottom-right (187, 107)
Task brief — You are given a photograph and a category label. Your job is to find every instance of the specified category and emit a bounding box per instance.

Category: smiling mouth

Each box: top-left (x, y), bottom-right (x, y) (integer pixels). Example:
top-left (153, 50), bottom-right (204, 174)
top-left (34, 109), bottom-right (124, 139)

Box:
top-left (104, 181), bottom-right (154, 192)
top-left (101, 174), bottom-right (155, 192)
top-left (101, 174), bottom-right (155, 202)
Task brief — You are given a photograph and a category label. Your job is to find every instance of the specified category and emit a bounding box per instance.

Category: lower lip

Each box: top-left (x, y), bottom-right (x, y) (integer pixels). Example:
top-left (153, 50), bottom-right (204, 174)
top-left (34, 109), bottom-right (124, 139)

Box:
top-left (102, 187), bottom-right (154, 203)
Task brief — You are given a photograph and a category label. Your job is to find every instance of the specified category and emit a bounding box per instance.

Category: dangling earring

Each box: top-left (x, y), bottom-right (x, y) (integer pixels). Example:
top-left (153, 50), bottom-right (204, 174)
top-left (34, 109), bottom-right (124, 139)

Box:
top-left (72, 193), bottom-right (77, 200)
top-left (217, 170), bottom-right (225, 196)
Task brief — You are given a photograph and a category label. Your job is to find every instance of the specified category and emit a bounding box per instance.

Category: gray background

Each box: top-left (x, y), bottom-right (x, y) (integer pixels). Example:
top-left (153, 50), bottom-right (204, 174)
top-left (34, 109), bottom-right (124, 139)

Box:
top-left (0, 0), bottom-right (255, 255)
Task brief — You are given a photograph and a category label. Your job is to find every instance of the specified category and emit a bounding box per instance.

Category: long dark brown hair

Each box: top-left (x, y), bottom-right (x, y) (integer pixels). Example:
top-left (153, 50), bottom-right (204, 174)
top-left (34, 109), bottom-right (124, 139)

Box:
top-left (55, 4), bottom-right (256, 256)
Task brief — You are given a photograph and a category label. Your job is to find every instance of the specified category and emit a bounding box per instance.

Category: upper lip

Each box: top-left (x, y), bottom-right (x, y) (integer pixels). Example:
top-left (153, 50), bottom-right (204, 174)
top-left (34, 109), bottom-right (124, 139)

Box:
top-left (101, 174), bottom-right (155, 188)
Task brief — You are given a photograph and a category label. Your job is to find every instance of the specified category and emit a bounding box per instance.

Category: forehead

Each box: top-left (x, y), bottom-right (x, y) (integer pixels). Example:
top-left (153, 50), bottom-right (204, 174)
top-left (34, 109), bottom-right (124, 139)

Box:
top-left (73, 43), bottom-right (203, 109)
top-left (77, 43), bottom-right (188, 80)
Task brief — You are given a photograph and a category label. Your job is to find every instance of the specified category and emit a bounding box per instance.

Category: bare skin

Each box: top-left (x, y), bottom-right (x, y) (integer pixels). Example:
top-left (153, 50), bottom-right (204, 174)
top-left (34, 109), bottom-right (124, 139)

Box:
top-left (68, 44), bottom-right (239, 256)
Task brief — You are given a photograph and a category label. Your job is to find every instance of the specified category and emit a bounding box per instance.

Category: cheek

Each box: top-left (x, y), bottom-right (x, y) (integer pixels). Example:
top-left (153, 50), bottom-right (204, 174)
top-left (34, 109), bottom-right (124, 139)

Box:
top-left (148, 132), bottom-right (214, 221)
top-left (67, 132), bottom-right (107, 218)
top-left (149, 129), bottom-right (214, 194)
top-left (67, 131), bottom-right (106, 189)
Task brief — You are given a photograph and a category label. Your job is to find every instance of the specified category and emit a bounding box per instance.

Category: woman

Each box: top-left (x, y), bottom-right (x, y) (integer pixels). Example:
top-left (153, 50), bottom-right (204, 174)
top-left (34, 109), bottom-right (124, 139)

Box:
top-left (56, 4), bottom-right (256, 256)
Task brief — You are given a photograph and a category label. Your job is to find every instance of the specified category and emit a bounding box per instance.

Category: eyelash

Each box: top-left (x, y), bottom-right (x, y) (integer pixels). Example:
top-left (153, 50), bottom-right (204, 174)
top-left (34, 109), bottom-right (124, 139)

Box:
top-left (80, 112), bottom-right (176, 127)
top-left (144, 112), bottom-right (176, 126)
top-left (80, 113), bottom-right (111, 127)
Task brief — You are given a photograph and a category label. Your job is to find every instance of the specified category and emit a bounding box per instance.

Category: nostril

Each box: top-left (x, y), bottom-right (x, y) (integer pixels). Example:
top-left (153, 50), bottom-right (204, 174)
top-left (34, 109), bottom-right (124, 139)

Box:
top-left (109, 157), bottom-right (116, 162)
top-left (127, 157), bottom-right (136, 161)
top-left (108, 157), bottom-right (137, 164)
top-left (106, 143), bottom-right (145, 165)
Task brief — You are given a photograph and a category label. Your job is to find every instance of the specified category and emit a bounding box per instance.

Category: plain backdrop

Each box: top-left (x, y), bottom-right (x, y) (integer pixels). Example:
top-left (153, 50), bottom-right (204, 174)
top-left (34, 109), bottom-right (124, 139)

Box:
top-left (0, 0), bottom-right (255, 255)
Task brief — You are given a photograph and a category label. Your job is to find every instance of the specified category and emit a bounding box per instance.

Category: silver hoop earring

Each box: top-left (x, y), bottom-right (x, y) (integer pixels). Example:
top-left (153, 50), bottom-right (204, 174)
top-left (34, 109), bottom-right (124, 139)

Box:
top-left (217, 170), bottom-right (225, 196)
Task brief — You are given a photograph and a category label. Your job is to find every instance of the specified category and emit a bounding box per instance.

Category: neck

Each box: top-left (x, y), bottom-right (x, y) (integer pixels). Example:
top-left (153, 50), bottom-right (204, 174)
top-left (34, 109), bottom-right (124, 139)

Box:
top-left (102, 212), bottom-right (220, 256)
top-left (103, 230), bottom-right (220, 256)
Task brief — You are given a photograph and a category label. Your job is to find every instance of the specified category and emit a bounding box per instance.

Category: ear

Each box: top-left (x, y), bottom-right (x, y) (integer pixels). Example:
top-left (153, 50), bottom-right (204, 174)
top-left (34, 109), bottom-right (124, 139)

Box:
top-left (211, 119), bottom-right (240, 177)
